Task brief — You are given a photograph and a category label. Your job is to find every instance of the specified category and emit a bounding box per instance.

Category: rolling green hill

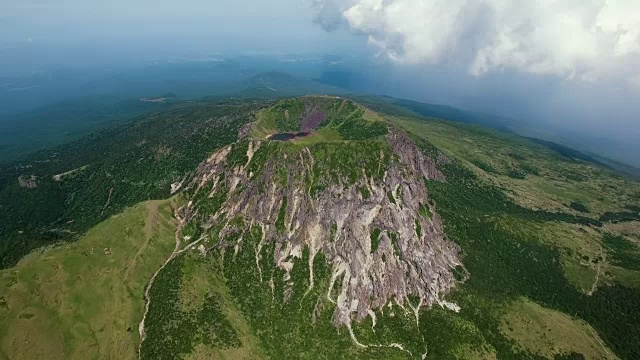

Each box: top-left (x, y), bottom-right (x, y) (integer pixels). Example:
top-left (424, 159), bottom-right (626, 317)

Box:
top-left (352, 94), bottom-right (516, 134)
top-left (0, 199), bottom-right (176, 360)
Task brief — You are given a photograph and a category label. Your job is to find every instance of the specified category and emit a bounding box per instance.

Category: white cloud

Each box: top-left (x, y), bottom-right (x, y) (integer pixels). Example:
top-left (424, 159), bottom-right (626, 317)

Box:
top-left (313, 0), bottom-right (640, 84)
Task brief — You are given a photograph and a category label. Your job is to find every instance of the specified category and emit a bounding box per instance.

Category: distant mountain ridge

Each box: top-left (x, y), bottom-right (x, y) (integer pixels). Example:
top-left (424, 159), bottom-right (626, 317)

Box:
top-left (353, 94), bottom-right (516, 134)
top-left (2, 71), bottom-right (638, 177)
top-left (0, 72), bottom-right (345, 163)
top-left (235, 71), bottom-right (349, 98)
top-left (351, 94), bottom-right (640, 178)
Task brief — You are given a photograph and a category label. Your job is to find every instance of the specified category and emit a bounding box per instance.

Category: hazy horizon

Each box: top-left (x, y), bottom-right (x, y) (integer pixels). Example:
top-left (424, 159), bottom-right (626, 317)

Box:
top-left (2, 0), bottom-right (639, 167)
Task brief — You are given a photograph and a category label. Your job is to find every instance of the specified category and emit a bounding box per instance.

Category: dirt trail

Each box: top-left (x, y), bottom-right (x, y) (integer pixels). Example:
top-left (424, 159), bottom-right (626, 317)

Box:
top-left (137, 205), bottom-right (207, 358)
top-left (138, 207), bottom-right (184, 352)
top-left (589, 326), bottom-right (613, 358)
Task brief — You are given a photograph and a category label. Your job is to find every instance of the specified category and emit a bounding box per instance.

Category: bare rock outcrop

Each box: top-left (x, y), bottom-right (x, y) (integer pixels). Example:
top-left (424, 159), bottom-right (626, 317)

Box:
top-left (18, 175), bottom-right (37, 189)
top-left (181, 126), bottom-right (461, 329)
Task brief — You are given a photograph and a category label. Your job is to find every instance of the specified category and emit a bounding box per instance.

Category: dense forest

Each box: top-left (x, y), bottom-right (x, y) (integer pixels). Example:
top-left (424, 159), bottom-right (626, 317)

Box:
top-left (425, 156), bottom-right (640, 359)
top-left (0, 99), bottom-right (269, 268)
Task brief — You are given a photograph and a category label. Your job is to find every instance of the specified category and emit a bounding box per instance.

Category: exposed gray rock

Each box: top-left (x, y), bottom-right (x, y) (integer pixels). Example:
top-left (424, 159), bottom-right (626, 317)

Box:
top-left (387, 127), bottom-right (445, 181)
top-left (238, 122), bottom-right (253, 139)
top-left (17, 175), bottom-right (37, 189)
top-left (181, 126), bottom-right (461, 330)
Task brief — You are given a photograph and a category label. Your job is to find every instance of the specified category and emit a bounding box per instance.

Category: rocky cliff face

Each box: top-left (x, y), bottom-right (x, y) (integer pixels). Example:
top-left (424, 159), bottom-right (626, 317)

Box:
top-left (178, 114), bottom-right (462, 338)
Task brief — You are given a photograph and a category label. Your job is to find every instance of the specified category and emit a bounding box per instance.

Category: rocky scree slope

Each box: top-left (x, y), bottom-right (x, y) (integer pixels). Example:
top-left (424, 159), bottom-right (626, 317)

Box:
top-left (176, 100), bottom-right (462, 341)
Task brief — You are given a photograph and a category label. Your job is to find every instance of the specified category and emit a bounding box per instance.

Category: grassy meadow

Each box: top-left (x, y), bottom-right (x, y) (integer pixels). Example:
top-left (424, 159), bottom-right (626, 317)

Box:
top-left (0, 200), bottom-right (176, 360)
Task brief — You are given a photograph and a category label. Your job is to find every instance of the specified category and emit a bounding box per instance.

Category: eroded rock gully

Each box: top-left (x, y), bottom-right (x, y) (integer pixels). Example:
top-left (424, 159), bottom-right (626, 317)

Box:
top-left (180, 127), bottom-right (462, 330)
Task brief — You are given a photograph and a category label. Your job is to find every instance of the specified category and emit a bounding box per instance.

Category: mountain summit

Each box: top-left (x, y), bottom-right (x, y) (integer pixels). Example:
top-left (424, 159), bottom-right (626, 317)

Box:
top-left (140, 96), bottom-right (464, 358)
top-left (185, 97), bottom-right (460, 328)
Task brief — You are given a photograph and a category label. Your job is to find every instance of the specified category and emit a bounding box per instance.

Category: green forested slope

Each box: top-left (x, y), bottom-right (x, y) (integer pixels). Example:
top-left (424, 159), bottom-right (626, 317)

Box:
top-left (0, 96), bottom-right (175, 162)
top-left (0, 97), bottom-right (639, 360)
top-left (140, 99), bottom-right (639, 359)
top-left (0, 100), bottom-right (268, 268)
